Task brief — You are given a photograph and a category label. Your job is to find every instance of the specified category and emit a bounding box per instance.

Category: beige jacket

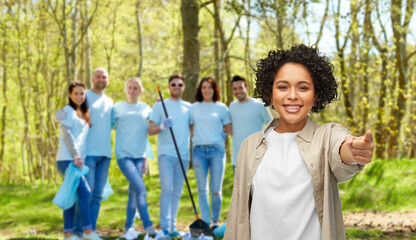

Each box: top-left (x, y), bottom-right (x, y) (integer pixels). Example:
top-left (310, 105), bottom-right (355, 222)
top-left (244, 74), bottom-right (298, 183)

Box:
top-left (224, 117), bottom-right (364, 240)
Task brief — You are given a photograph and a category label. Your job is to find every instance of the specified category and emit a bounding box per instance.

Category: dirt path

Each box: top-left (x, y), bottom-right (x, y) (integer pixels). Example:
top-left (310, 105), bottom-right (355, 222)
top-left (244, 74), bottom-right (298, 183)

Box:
top-left (344, 211), bottom-right (416, 236)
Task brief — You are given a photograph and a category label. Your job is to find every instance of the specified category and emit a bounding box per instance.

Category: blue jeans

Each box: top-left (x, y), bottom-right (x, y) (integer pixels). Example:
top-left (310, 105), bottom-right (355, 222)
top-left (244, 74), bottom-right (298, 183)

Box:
top-left (192, 144), bottom-right (225, 225)
top-left (74, 156), bottom-right (111, 232)
top-left (117, 157), bottom-right (153, 230)
top-left (56, 160), bottom-right (92, 233)
top-left (158, 154), bottom-right (189, 232)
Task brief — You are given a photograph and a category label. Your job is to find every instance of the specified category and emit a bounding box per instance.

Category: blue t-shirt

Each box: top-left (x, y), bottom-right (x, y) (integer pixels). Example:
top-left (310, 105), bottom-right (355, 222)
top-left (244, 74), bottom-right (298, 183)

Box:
top-left (190, 101), bottom-right (231, 148)
top-left (230, 98), bottom-right (272, 165)
top-left (113, 101), bottom-right (151, 159)
top-left (149, 99), bottom-right (191, 160)
top-left (85, 90), bottom-right (113, 158)
top-left (56, 105), bottom-right (89, 161)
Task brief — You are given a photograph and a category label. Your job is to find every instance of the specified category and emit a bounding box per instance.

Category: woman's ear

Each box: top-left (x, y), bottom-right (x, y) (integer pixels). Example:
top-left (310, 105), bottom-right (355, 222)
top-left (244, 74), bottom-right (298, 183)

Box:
top-left (313, 95), bottom-right (318, 106)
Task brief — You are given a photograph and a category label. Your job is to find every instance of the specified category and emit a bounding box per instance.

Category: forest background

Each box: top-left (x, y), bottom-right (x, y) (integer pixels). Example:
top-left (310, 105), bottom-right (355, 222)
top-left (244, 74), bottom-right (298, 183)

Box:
top-left (0, 0), bottom-right (415, 185)
top-left (1, 0), bottom-right (416, 239)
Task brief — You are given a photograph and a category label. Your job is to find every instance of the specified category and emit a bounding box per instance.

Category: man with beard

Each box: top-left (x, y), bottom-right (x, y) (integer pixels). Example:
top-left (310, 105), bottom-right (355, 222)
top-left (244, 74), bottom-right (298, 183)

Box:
top-left (148, 74), bottom-right (191, 239)
top-left (229, 75), bottom-right (272, 175)
top-left (213, 75), bottom-right (272, 238)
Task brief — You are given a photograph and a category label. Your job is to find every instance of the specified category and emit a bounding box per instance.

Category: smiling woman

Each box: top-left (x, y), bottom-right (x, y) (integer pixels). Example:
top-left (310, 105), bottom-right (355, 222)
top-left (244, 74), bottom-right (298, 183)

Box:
top-left (112, 77), bottom-right (156, 236)
top-left (271, 63), bottom-right (316, 133)
top-left (224, 44), bottom-right (375, 240)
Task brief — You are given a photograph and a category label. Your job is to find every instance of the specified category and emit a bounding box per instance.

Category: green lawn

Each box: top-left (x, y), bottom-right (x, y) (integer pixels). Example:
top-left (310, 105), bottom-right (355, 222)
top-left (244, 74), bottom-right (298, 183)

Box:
top-left (0, 159), bottom-right (415, 239)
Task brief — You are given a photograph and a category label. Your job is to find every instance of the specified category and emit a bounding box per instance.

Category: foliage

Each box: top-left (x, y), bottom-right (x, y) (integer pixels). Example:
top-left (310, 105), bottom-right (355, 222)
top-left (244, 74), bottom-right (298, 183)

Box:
top-left (0, 0), bottom-right (416, 184)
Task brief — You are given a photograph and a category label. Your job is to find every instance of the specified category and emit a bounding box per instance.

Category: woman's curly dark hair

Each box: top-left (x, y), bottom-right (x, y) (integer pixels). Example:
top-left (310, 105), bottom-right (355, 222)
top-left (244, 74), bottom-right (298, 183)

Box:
top-left (253, 44), bottom-right (338, 113)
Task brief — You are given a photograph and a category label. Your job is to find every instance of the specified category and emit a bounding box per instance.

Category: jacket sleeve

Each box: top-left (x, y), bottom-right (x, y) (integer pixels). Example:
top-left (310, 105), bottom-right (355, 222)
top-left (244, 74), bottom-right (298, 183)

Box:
top-left (224, 136), bottom-right (253, 240)
top-left (224, 148), bottom-right (241, 239)
top-left (329, 123), bottom-right (364, 183)
top-left (60, 124), bottom-right (81, 159)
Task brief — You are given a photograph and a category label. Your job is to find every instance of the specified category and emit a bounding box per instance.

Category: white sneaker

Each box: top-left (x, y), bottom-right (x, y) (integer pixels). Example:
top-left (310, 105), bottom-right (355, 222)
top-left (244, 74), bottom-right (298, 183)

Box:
top-left (82, 231), bottom-right (103, 240)
top-left (121, 227), bottom-right (140, 240)
top-left (144, 226), bottom-right (156, 235)
top-left (63, 235), bottom-right (83, 240)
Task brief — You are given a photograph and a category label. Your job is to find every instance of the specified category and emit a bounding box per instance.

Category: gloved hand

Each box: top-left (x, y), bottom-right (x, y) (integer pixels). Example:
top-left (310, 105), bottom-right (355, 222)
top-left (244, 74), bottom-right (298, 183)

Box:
top-left (55, 109), bottom-right (67, 122)
top-left (160, 117), bottom-right (173, 130)
top-left (221, 132), bottom-right (227, 140)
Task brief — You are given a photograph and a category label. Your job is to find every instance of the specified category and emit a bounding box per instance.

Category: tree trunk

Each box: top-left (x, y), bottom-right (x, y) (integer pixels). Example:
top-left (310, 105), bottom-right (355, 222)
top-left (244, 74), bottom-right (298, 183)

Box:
top-left (0, 6), bottom-right (8, 174)
top-left (84, 0), bottom-right (92, 87)
top-left (71, 0), bottom-right (79, 82)
top-left (369, 1), bottom-right (389, 159)
top-left (334, 0), bottom-right (354, 127)
top-left (387, 0), bottom-right (413, 158)
top-left (135, 0), bottom-right (143, 78)
top-left (244, 0), bottom-right (253, 92)
top-left (275, 0), bottom-right (285, 49)
top-left (360, 0), bottom-right (371, 134)
top-left (181, 0), bottom-right (200, 102)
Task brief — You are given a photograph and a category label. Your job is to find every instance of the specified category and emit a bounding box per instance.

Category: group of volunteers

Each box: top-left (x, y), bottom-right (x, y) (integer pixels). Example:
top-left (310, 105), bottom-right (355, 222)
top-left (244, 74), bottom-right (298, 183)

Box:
top-left (55, 43), bottom-right (375, 240)
top-left (55, 66), bottom-right (271, 240)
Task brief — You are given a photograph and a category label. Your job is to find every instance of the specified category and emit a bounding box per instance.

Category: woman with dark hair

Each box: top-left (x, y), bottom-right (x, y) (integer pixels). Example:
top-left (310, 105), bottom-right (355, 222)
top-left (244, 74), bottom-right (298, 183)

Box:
top-left (224, 44), bottom-right (374, 240)
top-left (55, 81), bottom-right (102, 240)
top-left (190, 77), bottom-right (232, 230)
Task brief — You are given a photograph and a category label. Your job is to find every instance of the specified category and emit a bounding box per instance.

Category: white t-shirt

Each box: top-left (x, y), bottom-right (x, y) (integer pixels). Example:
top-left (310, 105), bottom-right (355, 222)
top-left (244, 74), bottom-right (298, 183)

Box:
top-left (250, 129), bottom-right (321, 240)
top-left (56, 105), bottom-right (89, 161)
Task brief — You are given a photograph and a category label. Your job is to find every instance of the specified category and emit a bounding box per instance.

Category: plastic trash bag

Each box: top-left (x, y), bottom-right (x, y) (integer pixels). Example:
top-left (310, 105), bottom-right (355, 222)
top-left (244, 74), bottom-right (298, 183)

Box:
top-left (101, 177), bottom-right (113, 201)
top-left (53, 163), bottom-right (89, 210)
top-left (182, 232), bottom-right (214, 240)
top-left (213, 222), bottom-right (226, 237)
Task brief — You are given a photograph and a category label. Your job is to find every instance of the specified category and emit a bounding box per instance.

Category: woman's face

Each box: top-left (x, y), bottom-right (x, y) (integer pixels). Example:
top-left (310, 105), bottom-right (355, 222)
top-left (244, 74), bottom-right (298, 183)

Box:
top-left (125, 80), bottom-right (142, 102)
top-left (201, 81), bottom-right (214, 102)
top-left (271, 63), bottom-right (316, 133)
top-left (69, 86), bottom-right (86, 108)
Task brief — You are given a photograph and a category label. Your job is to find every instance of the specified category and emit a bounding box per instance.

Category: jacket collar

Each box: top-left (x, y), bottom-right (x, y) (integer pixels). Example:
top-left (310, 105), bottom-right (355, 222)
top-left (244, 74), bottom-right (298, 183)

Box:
top-left (258, 116), bottom-right (316, 148)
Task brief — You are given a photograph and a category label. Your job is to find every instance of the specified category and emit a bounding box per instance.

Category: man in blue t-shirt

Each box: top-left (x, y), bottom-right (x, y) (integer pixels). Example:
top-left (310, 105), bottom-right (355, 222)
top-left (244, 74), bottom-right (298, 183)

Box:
top-left (148, 74), bottom-right (191, 238)
top-left (229, 75), bottom-right (272, 174)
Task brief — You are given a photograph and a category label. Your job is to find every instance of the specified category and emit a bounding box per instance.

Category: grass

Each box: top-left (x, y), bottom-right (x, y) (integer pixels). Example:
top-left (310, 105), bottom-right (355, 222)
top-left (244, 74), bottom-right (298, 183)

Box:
top-left (339, 158), bottom-right (416, 211)
top-left (0, 158), bottom-right (415, 239)
top-left (346, 229), bottom-right (416, 239)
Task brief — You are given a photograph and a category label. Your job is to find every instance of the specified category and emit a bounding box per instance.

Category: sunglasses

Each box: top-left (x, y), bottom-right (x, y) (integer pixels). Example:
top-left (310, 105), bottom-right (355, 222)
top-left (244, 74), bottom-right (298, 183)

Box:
top-left (170, 83), bottom-right (184, 87)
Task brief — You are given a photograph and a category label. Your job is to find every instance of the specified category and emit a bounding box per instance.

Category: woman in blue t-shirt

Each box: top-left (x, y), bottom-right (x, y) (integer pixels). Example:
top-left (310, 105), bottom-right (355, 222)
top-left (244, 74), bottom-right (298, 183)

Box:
top-left (190, 77), bottom-right (232, 230)
top-left (56, 81), bottom-right (102, 240)
top-left (112, 77), bottom-right (155, 237)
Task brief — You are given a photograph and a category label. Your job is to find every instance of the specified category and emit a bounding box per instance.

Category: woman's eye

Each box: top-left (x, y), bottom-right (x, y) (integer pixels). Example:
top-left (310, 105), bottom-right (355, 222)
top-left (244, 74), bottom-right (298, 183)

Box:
top-left (299, 86), bottom-right (309, 90)
top-left (278, 86), bottom-right (287, 90)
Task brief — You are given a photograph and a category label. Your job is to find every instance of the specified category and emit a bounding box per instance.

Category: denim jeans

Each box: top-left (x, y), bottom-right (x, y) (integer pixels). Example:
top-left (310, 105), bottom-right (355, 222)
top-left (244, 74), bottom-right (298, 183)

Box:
top-left (117, 157), bottom-right (153, 230)
top-left (158, 154), bottom-right (189, 232)
top-left (192, 144), bottom-right (225, 225)
top-left (74, 155), bottom-right (111, 232)
top-left (56, 160), bottom-right (92, 233)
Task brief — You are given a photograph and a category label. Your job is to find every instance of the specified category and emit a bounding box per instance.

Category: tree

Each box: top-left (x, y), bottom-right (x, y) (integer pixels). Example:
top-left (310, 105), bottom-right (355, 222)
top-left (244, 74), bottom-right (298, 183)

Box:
top-left (47, 0), bottom-right (99, 84)
top-left (387, 0), bottom-right (415, 158)
top-left (181, 0), bottom-right (200, 102)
